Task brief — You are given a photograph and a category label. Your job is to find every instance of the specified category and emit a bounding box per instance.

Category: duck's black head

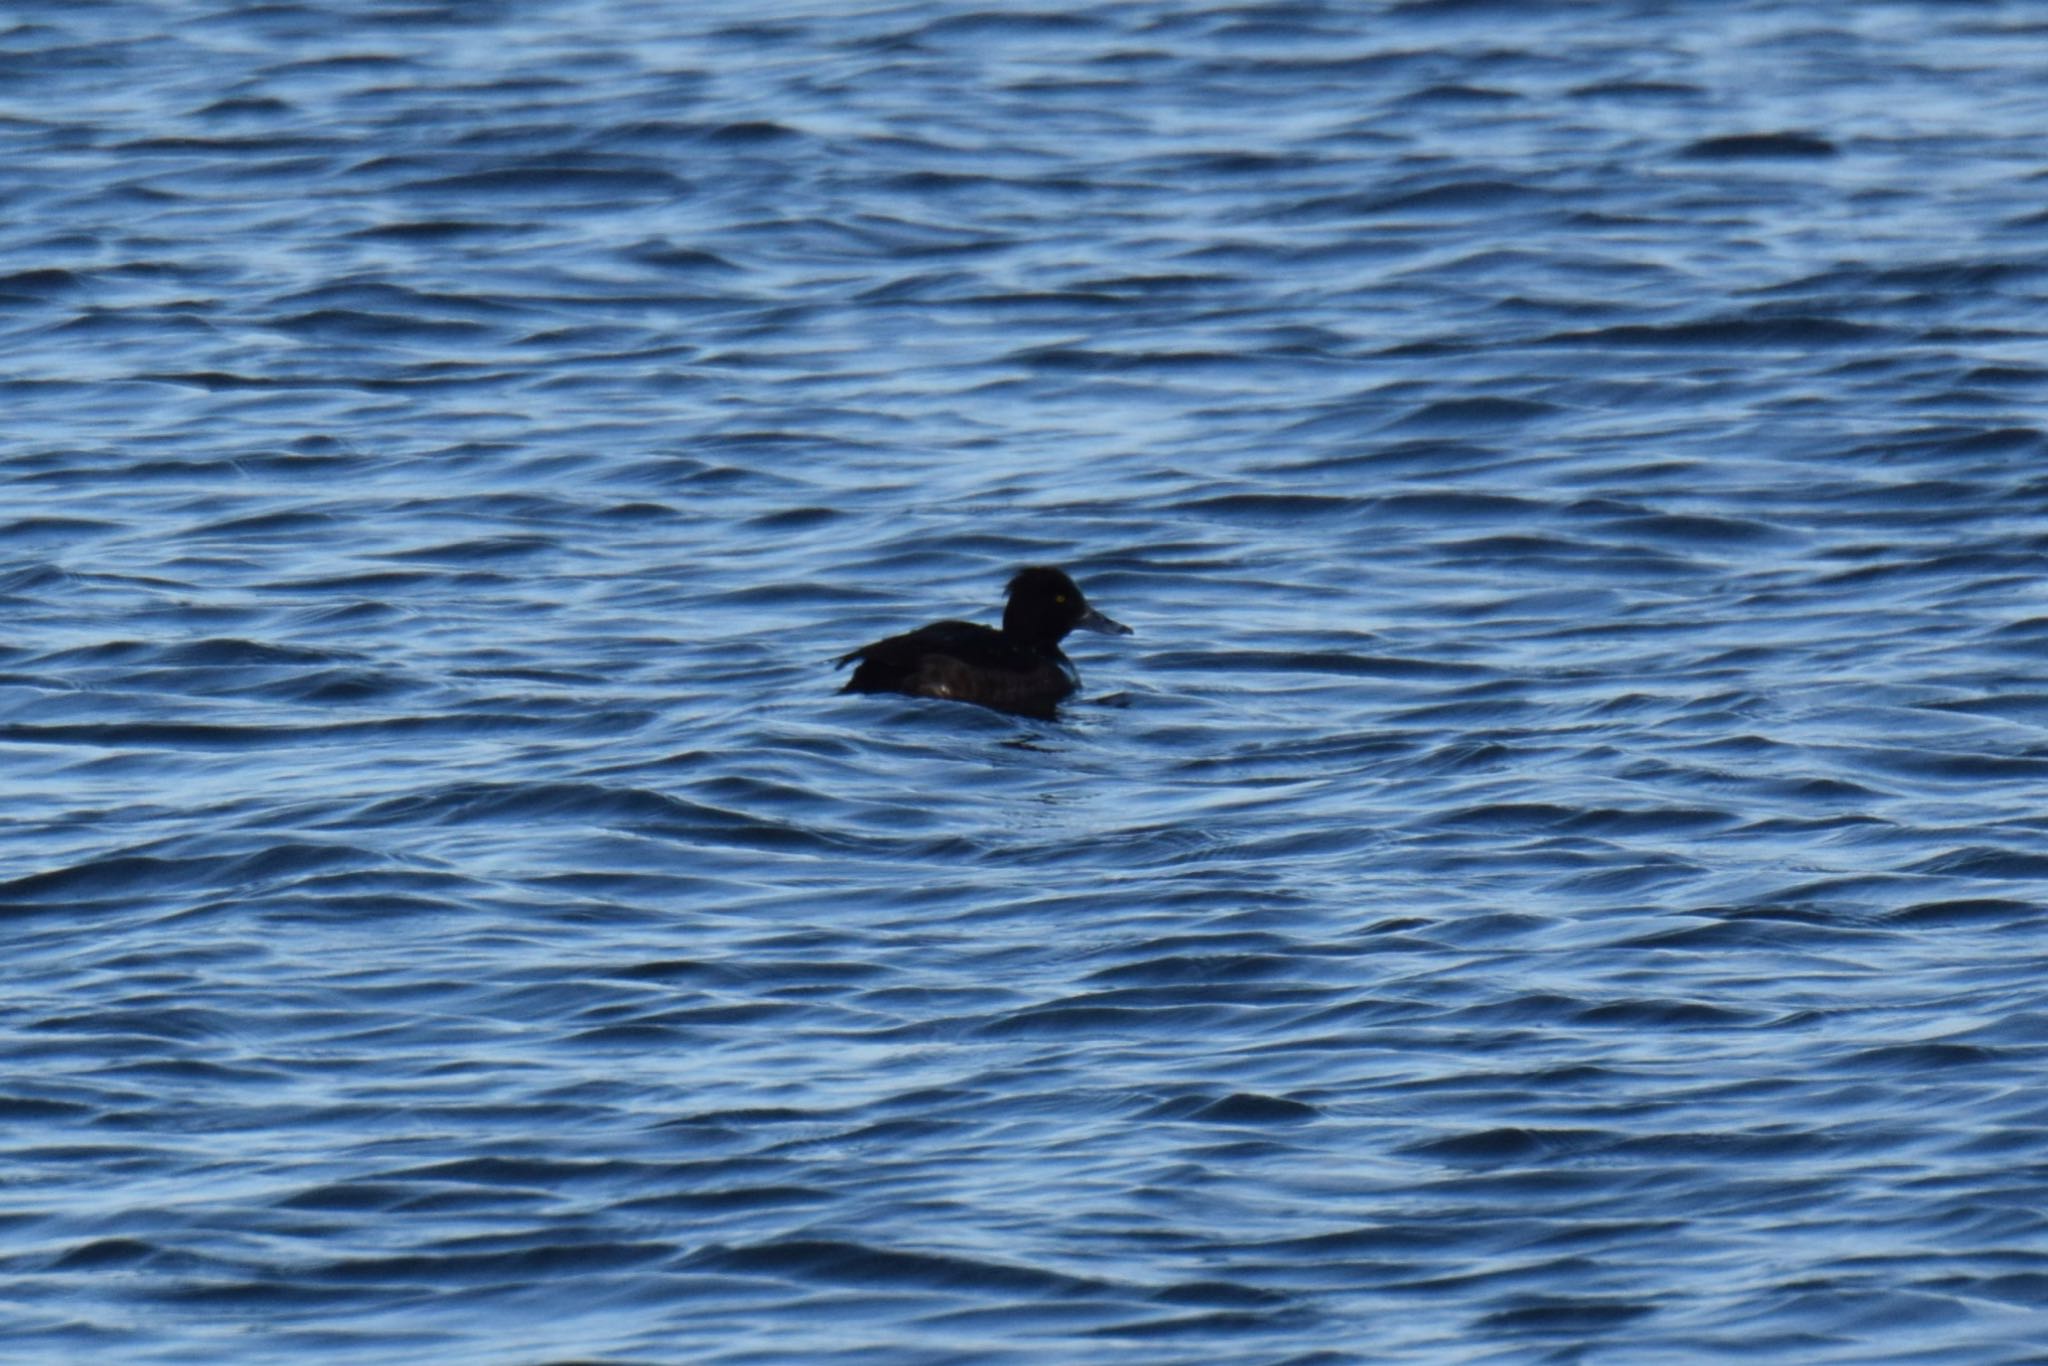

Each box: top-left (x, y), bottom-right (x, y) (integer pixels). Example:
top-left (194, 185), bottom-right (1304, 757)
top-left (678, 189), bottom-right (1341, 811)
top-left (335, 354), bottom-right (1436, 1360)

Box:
top-left (1001, 566), bottom-right (1132, 651)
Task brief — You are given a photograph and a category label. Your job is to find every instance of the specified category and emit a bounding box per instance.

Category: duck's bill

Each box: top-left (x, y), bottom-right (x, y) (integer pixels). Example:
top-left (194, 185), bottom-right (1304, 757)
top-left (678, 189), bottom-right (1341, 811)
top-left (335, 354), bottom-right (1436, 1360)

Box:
top-left (1077, 606), bottom-right (1133, 636)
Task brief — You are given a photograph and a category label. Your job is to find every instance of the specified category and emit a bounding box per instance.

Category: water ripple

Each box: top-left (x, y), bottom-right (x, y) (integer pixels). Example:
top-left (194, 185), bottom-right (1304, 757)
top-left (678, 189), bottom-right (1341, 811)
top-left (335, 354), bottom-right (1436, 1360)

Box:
top-left (3, 1), bottom-right (2048, 1362)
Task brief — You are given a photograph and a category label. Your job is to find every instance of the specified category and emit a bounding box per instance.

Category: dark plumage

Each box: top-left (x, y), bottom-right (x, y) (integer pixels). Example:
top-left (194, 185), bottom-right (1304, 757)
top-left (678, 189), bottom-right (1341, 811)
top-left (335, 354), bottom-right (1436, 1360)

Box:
top-left (837, 566), bottom-right (1132, 719)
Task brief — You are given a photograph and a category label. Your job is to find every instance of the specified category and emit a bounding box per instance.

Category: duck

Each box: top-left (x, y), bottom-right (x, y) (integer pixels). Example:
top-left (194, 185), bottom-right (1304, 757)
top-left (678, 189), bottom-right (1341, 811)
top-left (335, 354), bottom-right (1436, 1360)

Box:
top-left (837, 566), bottom-right (1131, 719)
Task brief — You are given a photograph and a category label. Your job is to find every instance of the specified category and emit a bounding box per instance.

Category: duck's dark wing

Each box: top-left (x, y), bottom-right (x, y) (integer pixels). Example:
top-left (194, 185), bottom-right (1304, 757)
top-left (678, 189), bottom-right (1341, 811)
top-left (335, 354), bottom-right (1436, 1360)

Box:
top-left (838, 620), bottom-right (1022, 686)
top-left (838, 620), bottom-right (1073, 718)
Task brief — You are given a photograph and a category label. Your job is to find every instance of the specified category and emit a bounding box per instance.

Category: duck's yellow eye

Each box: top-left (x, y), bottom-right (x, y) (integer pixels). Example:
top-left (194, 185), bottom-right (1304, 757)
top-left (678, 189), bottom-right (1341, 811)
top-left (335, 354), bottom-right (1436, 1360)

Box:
top-left (1055, 594), bottom-right (1067, 603)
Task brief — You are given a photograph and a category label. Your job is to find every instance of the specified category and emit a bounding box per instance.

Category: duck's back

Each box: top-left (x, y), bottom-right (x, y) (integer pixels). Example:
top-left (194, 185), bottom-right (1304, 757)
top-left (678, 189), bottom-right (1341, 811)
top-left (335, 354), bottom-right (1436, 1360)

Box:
top-left (838, 620), bottom-right (1074, 718)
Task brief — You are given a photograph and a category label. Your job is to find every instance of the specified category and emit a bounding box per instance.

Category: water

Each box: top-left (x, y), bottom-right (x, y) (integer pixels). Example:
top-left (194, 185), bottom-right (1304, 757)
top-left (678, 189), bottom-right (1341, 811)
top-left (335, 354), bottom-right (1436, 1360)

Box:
top-left (5, 1), bottom-right (2048, 1360)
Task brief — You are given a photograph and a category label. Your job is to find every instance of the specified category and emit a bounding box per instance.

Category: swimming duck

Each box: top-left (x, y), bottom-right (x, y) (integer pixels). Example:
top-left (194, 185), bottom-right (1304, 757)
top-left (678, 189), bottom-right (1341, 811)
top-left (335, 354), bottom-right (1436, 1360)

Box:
top-left (837, 566), bottom-right (1131, 719)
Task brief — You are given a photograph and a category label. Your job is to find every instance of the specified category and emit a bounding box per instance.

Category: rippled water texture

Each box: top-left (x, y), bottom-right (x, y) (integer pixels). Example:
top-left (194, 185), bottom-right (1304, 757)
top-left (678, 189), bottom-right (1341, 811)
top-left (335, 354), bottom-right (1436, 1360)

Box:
top-left (7, 2), bottom-right (2048, 1360)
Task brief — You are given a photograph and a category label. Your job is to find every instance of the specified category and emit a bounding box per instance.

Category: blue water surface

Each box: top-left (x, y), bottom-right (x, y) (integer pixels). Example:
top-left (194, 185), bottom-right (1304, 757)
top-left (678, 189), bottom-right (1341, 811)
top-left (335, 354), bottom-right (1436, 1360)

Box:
top-left (6, 1), bottom-right (2048, 1361)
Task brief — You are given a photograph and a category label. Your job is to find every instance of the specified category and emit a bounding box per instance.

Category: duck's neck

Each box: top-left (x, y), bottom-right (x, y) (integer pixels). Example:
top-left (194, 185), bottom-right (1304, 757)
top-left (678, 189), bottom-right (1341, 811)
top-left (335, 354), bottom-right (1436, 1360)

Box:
top-left (999, 622), bottom-right (1064, 659)
top-left (1002, 606), bottom-right (1066, 652)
